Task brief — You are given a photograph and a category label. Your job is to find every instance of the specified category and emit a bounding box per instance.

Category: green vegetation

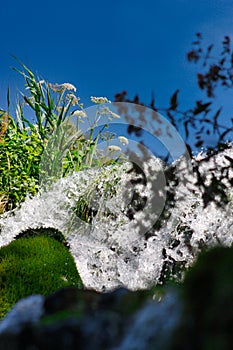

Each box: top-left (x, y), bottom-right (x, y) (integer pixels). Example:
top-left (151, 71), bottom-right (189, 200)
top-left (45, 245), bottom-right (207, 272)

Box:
top-left (72, 164), bottom-right (123, 224)
top-left (0, 113), bottom-right (43, 213)
top-left (0, 233), bottom-right (83, 319)
top-left (0, 63), bottom-right (126, 320)
top-left (15, 227), bottom-right (70, 247)
top-left (0, 60), bottom-right (124, 213)
top-left (172, 245), bottom-right (233, 350)
top-left (0, 34), bottom-right (233, 332)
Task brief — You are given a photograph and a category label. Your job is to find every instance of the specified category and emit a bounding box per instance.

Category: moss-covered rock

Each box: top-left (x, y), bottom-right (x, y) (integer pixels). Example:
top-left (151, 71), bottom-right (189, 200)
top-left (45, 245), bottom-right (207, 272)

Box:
top-left (14, 227), bottom-right (70, 248)
top-left (0, 230), bottom-right (83, 319)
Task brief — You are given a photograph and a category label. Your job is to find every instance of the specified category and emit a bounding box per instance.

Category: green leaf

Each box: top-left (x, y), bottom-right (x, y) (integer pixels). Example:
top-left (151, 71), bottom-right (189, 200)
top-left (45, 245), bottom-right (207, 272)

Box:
top-left (193, 101), bottom-right (212, 115)
top-left (7, 87), bottom-right (10, 111)
top-left (23, 96), bottom-right (35, 110)
top-left (170, 89), bottom-right (179, 110)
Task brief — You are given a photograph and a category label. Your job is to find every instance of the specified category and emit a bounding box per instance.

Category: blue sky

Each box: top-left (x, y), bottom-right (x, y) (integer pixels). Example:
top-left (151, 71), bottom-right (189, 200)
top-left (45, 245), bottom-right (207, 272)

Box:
top-left (1, 0), bottom-right (233, 154)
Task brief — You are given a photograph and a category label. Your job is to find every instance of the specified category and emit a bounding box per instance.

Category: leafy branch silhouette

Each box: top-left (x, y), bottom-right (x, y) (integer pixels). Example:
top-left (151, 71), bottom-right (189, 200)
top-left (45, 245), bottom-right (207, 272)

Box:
top-left (114, 34), bottom-right (233, 210)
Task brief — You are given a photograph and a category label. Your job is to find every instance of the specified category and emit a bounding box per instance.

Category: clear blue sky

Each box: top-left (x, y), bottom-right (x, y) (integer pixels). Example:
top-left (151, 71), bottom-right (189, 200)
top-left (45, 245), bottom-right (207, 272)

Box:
top-left (1, 0), bottom-right (233, 150)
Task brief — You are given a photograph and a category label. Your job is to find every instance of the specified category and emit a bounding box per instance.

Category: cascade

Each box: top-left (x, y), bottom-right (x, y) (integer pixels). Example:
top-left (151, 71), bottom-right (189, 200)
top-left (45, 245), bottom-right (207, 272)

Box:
top-left (0, 148), bottom-right (233, 291)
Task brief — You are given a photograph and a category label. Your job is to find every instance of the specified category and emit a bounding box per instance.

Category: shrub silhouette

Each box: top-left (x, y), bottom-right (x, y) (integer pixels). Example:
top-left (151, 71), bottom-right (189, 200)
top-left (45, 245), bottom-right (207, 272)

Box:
top-left (173, 245), bottom-right (233, 350)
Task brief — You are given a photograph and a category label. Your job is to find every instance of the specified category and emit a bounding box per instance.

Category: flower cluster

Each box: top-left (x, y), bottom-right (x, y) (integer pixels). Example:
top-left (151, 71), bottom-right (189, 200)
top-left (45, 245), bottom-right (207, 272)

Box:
top-left (91, 96), bottom-right (111, 104)
top-left (98, 106), bottom-right (121, 121)
top-left (49, 83), bottom-right (77, 93)
top-left (118, 136), bottom-right (129, 145)
top-left (72, 110), bottom-right (87, 118)
top-left (66, 94), bottom-right (80, 106)
top-left (107, 145), bottom-right (122, 152)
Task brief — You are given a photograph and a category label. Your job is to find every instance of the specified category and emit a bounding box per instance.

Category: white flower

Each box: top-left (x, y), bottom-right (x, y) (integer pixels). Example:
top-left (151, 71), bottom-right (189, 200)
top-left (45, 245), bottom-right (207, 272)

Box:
top-left (63, 83), bottom-right (77, 92)
top-left (90, 96), bottom-right (111, 104)
top-left (100, 106), bottom-right (111, 115)
top-left (49, 83), bottom-right (64, 92)
top-left (49, 83), bottom-right (77, 93)
top-left (118, 136), bottom-right (129, 145)
top-left (66, 94), bottom-right (80, 106)
top-left (56, 106), bottom-right (68, 114)
top-left (107, 145), bottom-right (122, 152)
top-left (73, 110), bottom-right (87, 118)
top-left (99, 107), bottom-right (120, 120)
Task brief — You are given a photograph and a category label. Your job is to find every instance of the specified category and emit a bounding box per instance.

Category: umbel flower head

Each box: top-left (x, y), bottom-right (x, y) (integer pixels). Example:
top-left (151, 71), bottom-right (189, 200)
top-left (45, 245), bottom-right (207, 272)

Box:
top-left (91, 96), bottom-right (111, 104)
top-left (107, 145), bottom-right (122, 152)
top-left (72, 110), bottom-right (87, 118)
top-left (49, 83), bottom-right (77, 93)
top-left (118, 136), bottom-right (129, 145)
top-left (66, 93), bottom-right (80, 106)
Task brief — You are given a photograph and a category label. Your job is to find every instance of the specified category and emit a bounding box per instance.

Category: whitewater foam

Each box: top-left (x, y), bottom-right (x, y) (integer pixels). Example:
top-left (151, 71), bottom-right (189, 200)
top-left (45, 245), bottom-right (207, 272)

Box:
top-left (0, 149), bottom-right (232, 291)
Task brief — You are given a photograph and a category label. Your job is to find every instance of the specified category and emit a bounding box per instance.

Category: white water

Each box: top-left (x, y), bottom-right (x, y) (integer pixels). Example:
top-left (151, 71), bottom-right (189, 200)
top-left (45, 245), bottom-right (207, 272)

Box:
top-left (0, 148), bottom-right (233, 291)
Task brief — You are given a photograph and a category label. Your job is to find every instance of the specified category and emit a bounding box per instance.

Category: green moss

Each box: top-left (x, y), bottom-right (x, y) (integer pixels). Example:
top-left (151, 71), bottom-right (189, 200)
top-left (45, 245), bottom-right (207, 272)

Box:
top-left (14, 227), bottom-right (69, 248)
top-left (0, 234), bottom-right (83, 320)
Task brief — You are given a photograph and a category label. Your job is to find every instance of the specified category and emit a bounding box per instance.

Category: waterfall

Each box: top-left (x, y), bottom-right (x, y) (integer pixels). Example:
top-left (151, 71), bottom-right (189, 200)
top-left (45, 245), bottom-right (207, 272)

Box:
top-left (0, 148), bottom-right (233, 291)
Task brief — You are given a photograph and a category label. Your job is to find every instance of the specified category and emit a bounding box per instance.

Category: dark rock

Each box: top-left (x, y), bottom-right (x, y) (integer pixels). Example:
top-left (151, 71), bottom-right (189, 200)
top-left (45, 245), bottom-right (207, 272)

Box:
top-left (0, 286), bottom-right (180, 350)
top-left (0, 295), bottom-right (44, 335)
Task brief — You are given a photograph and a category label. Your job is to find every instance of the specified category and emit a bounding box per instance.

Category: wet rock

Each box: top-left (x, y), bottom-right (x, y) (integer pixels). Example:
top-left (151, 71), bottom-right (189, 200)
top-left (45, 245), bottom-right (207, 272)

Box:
top-left (0, 295), bottom-right (44, 335)
top-left (0, 286), bottom-right (180, 350)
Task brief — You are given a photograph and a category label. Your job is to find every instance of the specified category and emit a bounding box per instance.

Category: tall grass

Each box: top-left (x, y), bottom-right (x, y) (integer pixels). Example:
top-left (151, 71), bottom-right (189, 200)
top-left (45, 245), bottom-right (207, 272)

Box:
top-left (0, 61), bottom-right (124, 212)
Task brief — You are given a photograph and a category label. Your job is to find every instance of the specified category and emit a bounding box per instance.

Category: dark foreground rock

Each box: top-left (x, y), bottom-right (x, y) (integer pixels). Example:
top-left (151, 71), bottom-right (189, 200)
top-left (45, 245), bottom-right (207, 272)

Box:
top-left (0, 286), bottom-right (180, 350)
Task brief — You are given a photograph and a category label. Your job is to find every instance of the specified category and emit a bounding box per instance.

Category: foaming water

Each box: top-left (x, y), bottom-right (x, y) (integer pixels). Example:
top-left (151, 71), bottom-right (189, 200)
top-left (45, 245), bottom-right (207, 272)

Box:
top-left (0, 148), bottom-right (233, 291)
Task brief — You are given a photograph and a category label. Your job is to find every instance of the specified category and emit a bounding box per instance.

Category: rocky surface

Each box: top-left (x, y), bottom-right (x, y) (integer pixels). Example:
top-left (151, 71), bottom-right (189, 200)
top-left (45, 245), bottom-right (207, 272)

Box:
top-left (0, 286), bottom-right (180, 350)
top-left (0, 295), bottom-right (44, 335)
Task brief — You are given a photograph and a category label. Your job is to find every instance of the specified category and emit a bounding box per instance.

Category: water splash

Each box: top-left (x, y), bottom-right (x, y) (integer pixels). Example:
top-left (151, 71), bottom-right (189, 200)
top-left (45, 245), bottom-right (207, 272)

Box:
top-left (0, 148), bottom-right (233, 291)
